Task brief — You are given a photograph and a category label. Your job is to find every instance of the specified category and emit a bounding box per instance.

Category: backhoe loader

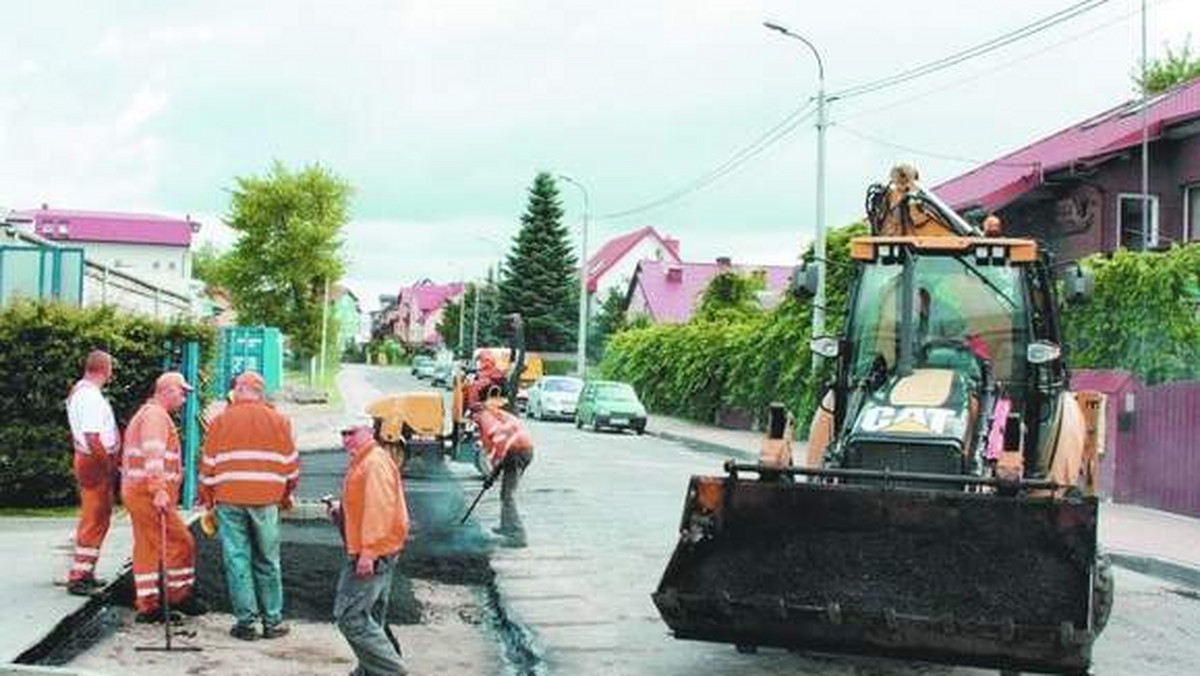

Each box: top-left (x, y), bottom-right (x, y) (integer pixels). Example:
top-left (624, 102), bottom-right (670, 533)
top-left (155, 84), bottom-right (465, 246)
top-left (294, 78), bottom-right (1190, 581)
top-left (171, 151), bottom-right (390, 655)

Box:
top-left (652, 166), bottom-right (1111, 675)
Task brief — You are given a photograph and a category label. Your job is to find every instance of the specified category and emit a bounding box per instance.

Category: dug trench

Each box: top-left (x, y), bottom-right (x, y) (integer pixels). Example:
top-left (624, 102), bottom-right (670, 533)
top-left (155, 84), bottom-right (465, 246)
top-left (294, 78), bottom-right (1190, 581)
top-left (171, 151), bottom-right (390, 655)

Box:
top-left (21, 449), bottom-right (541, 676)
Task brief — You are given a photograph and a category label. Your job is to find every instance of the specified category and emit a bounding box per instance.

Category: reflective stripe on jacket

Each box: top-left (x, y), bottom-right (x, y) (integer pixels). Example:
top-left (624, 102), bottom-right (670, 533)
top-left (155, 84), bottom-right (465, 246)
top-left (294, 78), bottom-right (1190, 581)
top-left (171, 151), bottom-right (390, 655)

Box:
top-left (200, 401), bottom-right (297, 506)
top-left (122, 401), bottom-right (181, 494)
top-left (341, 443), bottom-right (408, 559)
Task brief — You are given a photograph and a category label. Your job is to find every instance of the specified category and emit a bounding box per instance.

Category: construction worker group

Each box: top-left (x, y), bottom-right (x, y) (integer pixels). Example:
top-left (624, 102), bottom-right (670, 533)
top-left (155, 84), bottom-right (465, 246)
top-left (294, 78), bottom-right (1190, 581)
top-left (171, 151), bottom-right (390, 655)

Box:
top-left (64, 351), bottom-right (418, 672)
top-left (64, 347), bottom-right (531, 674)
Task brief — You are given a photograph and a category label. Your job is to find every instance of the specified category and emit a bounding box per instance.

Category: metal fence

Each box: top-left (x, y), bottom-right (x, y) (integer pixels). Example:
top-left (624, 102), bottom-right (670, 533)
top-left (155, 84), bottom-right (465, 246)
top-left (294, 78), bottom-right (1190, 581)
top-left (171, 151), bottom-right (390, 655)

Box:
top-left (1119, 381), bottom-right (1200, 517)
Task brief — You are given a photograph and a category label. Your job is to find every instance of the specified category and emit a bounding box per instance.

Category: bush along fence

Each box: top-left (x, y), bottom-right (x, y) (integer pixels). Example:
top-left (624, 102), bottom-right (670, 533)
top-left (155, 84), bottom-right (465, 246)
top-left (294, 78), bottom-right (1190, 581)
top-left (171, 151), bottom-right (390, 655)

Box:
top-left (601, 231), bottom-right (1199, 438)
top-left (600, 224), bottom-right (865, 436)
top-left (0, 301), bottom-right (214, 507)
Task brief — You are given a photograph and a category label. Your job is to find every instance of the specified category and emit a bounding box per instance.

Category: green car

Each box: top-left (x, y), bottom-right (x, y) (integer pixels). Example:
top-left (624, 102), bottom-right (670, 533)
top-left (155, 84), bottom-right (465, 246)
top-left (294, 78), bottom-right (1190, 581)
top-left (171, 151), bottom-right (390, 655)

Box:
top-left (575, 380), bottom-right (647, 434)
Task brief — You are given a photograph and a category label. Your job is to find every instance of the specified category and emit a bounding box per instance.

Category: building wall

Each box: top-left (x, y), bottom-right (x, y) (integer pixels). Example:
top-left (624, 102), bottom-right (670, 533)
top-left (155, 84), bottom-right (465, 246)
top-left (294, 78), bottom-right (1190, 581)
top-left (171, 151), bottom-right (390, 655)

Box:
top-left (72, 241), bottom-right (192, 293)
top-left (1001, 134), bottom-right (1200, 261)
top-left (333, 296), bottom-right (362, 350)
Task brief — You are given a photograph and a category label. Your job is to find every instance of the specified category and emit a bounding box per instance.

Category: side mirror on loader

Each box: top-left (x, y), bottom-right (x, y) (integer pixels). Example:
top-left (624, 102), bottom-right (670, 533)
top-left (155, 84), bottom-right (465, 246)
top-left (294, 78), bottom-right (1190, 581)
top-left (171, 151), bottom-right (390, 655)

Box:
top-left (790, 261), bottom-right (820, 300)
top-left (809, 336), bottom-right (841, 359)
top-left (1061, 264), bottom-right (1094, 304)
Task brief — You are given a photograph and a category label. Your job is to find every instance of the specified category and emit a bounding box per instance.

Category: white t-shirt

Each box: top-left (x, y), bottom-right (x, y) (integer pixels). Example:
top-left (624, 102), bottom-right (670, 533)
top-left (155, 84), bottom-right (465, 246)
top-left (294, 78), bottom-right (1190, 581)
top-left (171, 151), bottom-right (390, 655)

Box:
top-left (67, 380), bottom-right (119, 454)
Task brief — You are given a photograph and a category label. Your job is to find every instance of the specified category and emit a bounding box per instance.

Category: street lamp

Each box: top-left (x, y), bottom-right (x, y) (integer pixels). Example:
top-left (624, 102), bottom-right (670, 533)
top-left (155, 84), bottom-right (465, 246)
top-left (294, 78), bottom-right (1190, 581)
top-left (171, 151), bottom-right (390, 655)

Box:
top-left (558, 174), bottom-right (590, 378)
top-left (764, 21), bottom-right (830, 351)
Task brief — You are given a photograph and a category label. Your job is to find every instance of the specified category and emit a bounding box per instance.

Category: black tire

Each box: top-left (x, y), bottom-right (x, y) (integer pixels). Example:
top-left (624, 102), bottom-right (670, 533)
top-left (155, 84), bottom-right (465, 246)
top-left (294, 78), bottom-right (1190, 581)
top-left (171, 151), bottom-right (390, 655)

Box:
top-left (1093, 552), bottom-right (1114, 634)
top-left (635, 425), bottom-right (646, 436)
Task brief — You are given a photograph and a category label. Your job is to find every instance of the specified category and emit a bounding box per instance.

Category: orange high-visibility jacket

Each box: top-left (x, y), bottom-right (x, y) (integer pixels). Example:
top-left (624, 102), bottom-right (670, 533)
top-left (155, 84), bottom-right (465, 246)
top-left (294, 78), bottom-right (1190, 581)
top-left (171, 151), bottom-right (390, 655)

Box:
top-left (200, 401), bottom-right (298, 507)
top-left (473, 405), bottom-right (533, 466)
top-left (341, 443), bottom-right (409, 559)
top-left (122, 401), bottom-right (181, 496)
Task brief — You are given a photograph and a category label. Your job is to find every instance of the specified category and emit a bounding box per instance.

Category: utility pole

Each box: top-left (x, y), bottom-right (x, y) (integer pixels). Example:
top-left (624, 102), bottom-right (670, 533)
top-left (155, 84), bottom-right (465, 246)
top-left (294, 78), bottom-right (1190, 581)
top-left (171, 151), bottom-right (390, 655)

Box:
top-left (1140, 0), bottom-right (1150, 251)
top-left (317, 276), bottom-right (330, 386)
top-left (471, 280), bottom-right (481, 355)
top-left (456, 274), bottom-right (466, 358)
top-left (764, 22), bottom-right (828, 362)
top-left (558, 174), bottom-right (590, 378)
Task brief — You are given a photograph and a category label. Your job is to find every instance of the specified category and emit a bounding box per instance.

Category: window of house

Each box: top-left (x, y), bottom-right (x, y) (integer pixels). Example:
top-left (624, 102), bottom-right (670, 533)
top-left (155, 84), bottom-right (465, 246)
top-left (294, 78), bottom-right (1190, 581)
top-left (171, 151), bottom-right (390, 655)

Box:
top-left (1117, 193), bottom-right (1159, 250)
top-left (1186, 184), bottom-right (1200, 242)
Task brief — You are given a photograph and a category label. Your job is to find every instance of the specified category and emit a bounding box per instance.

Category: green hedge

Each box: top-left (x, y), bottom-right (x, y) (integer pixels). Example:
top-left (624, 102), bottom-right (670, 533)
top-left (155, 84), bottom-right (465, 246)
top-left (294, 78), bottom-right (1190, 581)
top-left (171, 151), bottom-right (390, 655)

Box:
top-left (0, 302), bottom-right (214, 507)
top-left (1063, 244), bottom-right (1200, 385)
top-left (600, 224), bottom-right (865, 434)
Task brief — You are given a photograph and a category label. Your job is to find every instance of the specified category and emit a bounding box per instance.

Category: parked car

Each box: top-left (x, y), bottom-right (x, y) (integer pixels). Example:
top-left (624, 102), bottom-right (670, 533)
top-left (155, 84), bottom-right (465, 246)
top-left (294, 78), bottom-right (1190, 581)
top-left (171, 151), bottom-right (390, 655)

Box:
top-left (411, 355), bottom-right (435, 379)
top-left (430, 359), bottom-right (455, 388)
top-left (526, 376), bottom-right (583, 421)
top-left (575, 380), bottom-right (647, 434)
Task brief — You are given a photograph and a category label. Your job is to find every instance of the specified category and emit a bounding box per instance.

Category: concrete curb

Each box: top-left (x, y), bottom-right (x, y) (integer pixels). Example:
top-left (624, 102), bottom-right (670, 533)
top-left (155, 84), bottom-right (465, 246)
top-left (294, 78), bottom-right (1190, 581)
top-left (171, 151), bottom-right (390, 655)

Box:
top-left (646, 429), bottom-right (757, 463)
top-left (1109, 552), bottom-right (1200, 591)
top-left (0, 666), bottom-right (110, 676)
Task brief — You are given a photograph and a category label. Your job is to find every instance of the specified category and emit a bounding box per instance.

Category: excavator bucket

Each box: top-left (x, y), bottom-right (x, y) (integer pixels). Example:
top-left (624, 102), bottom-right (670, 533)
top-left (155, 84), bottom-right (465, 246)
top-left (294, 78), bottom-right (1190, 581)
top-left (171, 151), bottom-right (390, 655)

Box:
top-left (653, 475), bottom-right (1100, 674)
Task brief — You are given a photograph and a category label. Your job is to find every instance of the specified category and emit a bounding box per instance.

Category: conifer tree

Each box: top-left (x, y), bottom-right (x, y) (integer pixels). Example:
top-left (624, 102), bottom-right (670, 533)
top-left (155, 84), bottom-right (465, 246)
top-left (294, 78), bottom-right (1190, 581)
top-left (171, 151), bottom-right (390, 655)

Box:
top-left (499, 172), bottom-right (579, 351)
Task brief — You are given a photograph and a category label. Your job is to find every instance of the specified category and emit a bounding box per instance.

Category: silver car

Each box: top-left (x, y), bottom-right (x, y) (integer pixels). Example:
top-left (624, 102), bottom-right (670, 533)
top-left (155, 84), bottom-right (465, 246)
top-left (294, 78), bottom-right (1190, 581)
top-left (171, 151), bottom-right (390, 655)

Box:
top-left (525, 376), bottom-right (584, 421)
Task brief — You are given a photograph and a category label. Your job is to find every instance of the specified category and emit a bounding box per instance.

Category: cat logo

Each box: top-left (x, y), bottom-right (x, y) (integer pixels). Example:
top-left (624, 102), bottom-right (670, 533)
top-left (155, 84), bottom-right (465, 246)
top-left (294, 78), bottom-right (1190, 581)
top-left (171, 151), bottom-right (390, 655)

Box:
top-left (858, 406), bottom-right (958, 435)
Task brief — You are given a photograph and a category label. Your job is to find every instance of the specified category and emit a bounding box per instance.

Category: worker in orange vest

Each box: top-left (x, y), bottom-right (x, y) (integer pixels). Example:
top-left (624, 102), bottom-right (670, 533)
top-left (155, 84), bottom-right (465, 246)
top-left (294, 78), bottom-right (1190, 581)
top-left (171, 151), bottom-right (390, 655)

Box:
top-left (65, 350), bottom-right (121, 596)
top-left (473, 399), bottom-right (534, 547)
top-left (465, 352), bottom-right (507, 411)
top-left (330, 415), bottom-right (409, 676)
top-left (122, 371), bottom-right (206, 622)
top-left (200, 371), bottom-right (298, 641)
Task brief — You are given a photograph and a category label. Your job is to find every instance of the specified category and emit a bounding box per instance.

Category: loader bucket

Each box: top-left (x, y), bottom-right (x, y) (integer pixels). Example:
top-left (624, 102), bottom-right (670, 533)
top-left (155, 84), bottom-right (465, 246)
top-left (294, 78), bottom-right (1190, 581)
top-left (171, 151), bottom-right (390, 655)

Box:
top-left (652, 475), bottom-right (1100, 674)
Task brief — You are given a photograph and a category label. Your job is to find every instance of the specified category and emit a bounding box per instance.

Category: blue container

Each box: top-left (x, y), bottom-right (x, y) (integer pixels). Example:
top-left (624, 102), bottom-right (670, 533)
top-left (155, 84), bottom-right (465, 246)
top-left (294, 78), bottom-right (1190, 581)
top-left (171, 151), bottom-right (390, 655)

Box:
top-left (215, 326), bottom-right (283, 396)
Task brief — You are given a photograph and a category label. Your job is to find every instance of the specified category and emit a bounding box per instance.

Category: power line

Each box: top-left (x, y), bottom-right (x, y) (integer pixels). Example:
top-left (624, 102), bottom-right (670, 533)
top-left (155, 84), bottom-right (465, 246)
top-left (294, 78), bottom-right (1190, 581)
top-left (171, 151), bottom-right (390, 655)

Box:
top-left (833, 0), bottom-right (1112, 100)
top-left (598, 103), bottom-right (817, 220)
top-left (835, 123), bottom-right (1040, 169)
top-left (836, 0), bottom-right (1162, 121)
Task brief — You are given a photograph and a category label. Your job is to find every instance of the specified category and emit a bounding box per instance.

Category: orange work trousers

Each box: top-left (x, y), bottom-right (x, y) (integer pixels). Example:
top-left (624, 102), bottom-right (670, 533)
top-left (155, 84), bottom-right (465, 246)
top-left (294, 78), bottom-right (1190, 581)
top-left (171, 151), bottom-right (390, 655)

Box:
top-left (70, 453), bottom-right (115, 582)
top-left (123, 488), bottom-right (195, 613)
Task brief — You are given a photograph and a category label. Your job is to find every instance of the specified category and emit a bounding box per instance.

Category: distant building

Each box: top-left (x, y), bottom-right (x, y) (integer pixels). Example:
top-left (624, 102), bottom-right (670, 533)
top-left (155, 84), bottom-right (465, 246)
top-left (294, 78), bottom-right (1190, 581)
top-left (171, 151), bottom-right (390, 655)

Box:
top-left (8, 206), bottom-right (200, 295)
top-left (936, 78), bottom-right (1200, 260)
top-left (330, 285), bottom-right (365, 351)
top-left (393, 279), bottom-right (464, 348)
top-left (587, 226), bottom-right (681, 305)
top-left (625, 257), bottom-right (793, 324)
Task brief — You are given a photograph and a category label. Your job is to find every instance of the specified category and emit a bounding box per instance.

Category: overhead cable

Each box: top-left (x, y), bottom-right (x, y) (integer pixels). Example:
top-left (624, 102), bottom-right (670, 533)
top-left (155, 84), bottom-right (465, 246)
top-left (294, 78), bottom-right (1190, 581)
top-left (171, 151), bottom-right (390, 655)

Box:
top-left (833, 0), bottom-right (1112, 100)
top-left (598, 103), bottom-right (816, 220)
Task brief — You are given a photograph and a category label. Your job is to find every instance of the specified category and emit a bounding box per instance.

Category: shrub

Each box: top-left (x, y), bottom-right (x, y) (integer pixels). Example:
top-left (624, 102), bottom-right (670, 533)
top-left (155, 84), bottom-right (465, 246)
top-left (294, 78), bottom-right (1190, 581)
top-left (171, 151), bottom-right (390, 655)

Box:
top-left (0, 301), bottom-right (214, 507)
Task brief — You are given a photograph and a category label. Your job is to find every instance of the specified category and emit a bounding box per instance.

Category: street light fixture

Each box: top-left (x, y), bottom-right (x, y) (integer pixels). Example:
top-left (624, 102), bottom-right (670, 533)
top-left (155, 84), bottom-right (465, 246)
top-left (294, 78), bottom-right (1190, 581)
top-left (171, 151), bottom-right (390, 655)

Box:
top-left (557, 174), bottom-right (590, 378)
top-left (764, 21), bottom-right (830, 355)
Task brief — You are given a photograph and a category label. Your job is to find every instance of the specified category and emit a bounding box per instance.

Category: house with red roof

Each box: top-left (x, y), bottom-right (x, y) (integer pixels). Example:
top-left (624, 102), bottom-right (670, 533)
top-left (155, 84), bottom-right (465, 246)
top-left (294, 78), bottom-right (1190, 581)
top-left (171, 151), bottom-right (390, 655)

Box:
top-left (935, 78), bottom-right (1200, 261)
top-left (393, 279), bottom-right (464, 348)
top-left (587, 226), bottom-right (681, 303)
top-left (625, 257), bottom-right (793, 324)
top-left (8, 205), bottom-right (201, 293)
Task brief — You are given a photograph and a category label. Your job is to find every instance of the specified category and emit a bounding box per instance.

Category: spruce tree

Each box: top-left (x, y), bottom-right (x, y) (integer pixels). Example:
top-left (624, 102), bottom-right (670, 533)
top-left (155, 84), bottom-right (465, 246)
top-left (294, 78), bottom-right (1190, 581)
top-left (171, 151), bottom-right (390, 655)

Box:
top-left (499, 172), bottom-right (579, 351)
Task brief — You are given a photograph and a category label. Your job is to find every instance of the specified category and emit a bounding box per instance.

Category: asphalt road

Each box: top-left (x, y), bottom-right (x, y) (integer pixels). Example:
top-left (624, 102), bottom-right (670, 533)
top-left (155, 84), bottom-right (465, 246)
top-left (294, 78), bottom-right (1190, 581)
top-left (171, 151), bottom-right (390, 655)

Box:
top-left (345, 365), bottom-right (1200, 676)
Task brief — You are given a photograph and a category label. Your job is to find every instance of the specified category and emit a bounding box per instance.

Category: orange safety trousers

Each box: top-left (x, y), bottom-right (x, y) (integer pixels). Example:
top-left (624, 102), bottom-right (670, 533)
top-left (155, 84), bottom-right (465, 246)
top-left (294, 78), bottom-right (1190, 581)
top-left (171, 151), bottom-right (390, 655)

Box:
top-left (69, 453), bottom-right (115, 582)
top-left (123, 489), bottom-right (195, 613)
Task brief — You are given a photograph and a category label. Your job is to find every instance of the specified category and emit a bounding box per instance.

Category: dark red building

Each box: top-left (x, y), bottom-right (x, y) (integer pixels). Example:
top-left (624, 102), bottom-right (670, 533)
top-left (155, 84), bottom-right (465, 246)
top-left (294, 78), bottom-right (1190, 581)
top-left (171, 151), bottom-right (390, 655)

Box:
top-left (936, 78), bottom-right (1200, 261)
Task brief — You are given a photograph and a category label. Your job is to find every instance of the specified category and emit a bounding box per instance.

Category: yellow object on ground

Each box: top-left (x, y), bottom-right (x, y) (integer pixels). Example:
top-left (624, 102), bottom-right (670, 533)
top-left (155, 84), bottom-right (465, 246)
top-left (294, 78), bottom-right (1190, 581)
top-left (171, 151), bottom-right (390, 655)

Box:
top-left (367, 393), bottom-right (446, 444)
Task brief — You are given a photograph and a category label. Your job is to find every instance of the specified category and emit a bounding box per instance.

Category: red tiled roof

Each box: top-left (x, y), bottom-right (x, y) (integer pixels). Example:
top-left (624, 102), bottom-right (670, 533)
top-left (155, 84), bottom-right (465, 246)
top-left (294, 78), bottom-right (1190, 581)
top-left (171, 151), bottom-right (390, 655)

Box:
top-left (630, 260), bottom-right (793, 324)
top-left (12, 208), bottom-right (196, 247)
top-left (587, 226), bottom-right (681, 293)
top-left (934, 78), bottom-right (1200, 212)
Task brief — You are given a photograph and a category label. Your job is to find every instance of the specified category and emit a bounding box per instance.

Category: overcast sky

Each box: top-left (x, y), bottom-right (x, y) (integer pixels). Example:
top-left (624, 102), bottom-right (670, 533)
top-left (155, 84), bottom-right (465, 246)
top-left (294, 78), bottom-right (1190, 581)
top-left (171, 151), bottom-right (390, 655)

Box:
top-left (2, 0), bottom-right (1196, 310)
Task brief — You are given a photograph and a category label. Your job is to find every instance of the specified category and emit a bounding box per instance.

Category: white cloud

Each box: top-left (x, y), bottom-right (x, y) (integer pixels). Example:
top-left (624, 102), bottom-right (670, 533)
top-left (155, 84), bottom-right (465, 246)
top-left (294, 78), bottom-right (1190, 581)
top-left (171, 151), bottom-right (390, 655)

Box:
top-left (116, 89), bottom-right (170, 130)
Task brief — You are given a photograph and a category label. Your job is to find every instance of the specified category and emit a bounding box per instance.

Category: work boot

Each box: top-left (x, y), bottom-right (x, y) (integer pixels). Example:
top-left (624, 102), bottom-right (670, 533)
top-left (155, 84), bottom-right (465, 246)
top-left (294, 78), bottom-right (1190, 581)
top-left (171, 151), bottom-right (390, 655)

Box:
top-left (229, 623), bottom-right (259, 641)
top-left (175, 595), bottom-right (209, 617)
top-left (261, 622), bottom-right (291, 639)
top-left (66, 577), bottom-right (105, 597)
